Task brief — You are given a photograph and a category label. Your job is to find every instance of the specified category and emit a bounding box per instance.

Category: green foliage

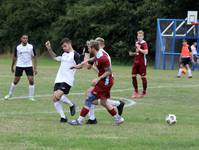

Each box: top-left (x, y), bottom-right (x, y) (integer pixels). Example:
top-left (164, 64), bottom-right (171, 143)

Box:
top-left (0, 0), bottom-right (199, 60)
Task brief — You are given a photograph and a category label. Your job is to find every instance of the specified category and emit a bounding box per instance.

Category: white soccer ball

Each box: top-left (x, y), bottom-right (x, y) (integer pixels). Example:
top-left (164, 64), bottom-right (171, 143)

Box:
top-left (165, 114), bottom-right (177, 125)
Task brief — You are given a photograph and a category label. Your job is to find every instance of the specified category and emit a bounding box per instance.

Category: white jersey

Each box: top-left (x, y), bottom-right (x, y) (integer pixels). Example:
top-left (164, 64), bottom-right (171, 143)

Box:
top-left (54, 51), bottom-right (81, 86)
top-left (191, 45), bottom-right (197, 55)
top-left (14, 43), bottom-right (36, 67)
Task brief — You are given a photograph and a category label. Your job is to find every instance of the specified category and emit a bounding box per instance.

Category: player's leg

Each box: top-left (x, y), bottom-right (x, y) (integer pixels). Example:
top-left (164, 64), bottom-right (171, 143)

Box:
top-left (86, 86), bottom-right (97, 124)
top-left (132, 64), bottom-right (139, 98)
top-left (53, 89), bottom-right (67, 123)
top-left (177, 58), bottom-right (184, 78)
top-left (4, 67), bottom-right (22, 99)
top-left (60, 95), bottom-right (76, 116)
top-left (107, 99), bottom-right (125, 116)
top-left (69, 93), bottom-right (97, 125)
top-left (186, 59), bottom-right (192, 78)
top-left (139, 63), bottom-right (147, 97)
top-left (100, 99), bottom-right (124, 125)
top-left (25, 67), bottom-right (35, 101)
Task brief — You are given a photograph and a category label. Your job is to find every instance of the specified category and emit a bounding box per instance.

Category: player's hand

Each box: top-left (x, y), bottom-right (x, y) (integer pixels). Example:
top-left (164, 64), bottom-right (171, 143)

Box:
top-left (136, 43), bottom-right (140, 49)
top-left (45, 41), bottom-right (51, 49)
top-left (91, 78), bottom-right (100, 86)
top-left (11, 67), bottom-right (15, 73)
top-left (129, 51), bottom-right (134, 56)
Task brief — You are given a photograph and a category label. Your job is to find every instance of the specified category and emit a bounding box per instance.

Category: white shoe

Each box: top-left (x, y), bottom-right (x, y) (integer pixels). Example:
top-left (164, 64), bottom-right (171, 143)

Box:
top-left (4, 95), bottom-right (11, 100)
top-left (115, 116), bottom-right (124, 125)
top-left (29, 97), bottom-right (36, 101)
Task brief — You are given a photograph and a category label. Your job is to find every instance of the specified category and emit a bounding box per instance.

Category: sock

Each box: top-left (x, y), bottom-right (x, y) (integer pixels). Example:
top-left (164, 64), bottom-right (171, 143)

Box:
top-left (132, 76), bottom-right (138, 92)
top-left (107, 99), bottom-right (120, 107)
top-left (187, 68), bottom-right (192, 77)
top-left (60, 95), bottom-right (73, 107)
top-left (8, 82), bottom-right (16, 96)
top-left (80, 107), bottom-right (89, 117)
top-left (77, 116), bottom-right (85, 124)
top-left (178, 68), bottom-right (182, 76)
top-left (108, 108), bottom-right (117, 116)
top-left (141, 77), bottom-right (147, 94)
top-left (54, 101), bottom-right (66, 119)
top-left (88, 105), bottom-right (95, 120)
top-left (29, 85), bottom-right (35, 98)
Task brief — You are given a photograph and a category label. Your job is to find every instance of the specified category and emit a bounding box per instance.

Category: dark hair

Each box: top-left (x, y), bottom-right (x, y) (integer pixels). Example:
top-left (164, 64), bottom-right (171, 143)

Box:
top-left (21, 33), bottom-right (28, 38)
top-left (60, 38), bottom-right (71, 45)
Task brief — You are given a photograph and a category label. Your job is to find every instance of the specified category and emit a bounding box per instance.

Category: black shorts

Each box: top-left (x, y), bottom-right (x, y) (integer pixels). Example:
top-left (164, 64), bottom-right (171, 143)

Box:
top-left (193, 55), bottom-right (199, 62)
top-left (181, 57), bottom-right (191, 66)
top-left (54, 82), bottom-right (71, 94)
top-left (15, 67), bottom-right (33, 77)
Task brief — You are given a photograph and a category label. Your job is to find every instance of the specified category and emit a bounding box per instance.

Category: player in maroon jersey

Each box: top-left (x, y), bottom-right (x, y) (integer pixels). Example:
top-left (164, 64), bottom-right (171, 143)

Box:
top-left (69, 40), bottom-right (124, 125)
top-left (129, 30), bottom-right (149, 98)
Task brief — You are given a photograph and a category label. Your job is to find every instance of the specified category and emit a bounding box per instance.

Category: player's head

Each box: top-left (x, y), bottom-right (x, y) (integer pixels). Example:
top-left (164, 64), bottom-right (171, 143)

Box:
top-left (95, 37), bottom-right (105, 49)
top-left (20, 34), bottom-right (28, 45)
top-left (182, 39), bottom-right (187, 45)
top-left (60, 38), bottom-right (72, 52)
top-left (137, 30), bottom-right (144, 42)
top-left (89, 40), bottom-right (99, 55)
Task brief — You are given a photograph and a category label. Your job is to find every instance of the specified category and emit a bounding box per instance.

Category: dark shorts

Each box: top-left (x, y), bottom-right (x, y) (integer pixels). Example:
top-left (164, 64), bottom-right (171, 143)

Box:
top-left (181, 57), bottom-right (191, 66)
top-left (15, 67), bottom-right (33, 77)
top-left (193, 55), bottom-right (199, 62)
top-left (132, 62), bottom-right (147, 76)
top-left (92, 79), bottom-right (114, 100)
top-left (54, 82), bottom-right (71, 95)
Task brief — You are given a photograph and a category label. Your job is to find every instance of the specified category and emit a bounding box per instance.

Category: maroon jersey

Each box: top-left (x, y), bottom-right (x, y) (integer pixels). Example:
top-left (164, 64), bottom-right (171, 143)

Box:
top-left (134, 40), bottom-right (148, 65)
top-left (94, 50), bottom-right (113, 83)
top-left (92, 50), bottom-right (114, 99)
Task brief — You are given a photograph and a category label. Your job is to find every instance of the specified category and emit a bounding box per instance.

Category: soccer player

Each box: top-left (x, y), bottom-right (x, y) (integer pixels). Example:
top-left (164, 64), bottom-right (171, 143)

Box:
top-left (86, 38), bottom-right (125, 124)
top-left (191, 42), bottom-right (198, 65)
top-left (177, 40), bottom-right (192, 78)
top-left (69, 40), bottom-right (124, 125)
top-left (45, 38), bottom-right (80, 123)
top-left (129, 30), bottom-right (148, 98)
top-left (4, 34), bottom-right (37, 101)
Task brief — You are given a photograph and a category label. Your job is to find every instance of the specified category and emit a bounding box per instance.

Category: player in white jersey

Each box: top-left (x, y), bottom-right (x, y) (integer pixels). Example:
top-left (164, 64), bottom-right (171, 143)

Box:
top-left (45, 38), bottom-right (80, 123)
top-left (4, 34), bottom-right (37, 101)
top-left (85, 37), bottom-right (125, 124)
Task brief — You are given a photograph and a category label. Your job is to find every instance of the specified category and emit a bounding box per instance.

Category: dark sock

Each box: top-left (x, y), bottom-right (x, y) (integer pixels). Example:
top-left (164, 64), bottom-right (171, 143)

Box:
top-left (132, 76), bottom-right (138, 92)
top-left (108, 108), bottom-right (117, 116)
top-left (80, 107), bottom-right (89, 117)
top-left (141, 77), bottom-right (147, 93)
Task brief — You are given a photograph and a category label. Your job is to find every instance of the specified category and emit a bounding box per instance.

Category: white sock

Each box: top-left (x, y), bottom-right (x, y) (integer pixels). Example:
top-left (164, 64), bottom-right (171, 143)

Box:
top-left (77, 116), bottom-right (84, 123)
top-left (54, 101), bottom-right (66, 119)
top-left (178, 68), bottom-right (182, 76)
top-left (8, 83), bottom-right (16, 96)
top-left (187, 68), bottom-right (192, 77)
top-left (113, 114), bottom-right (120, 120)
top-left (107, 99), bottom-right (120, 107)
top-left (60, 95), bottom-right (73, 107)
top-left (88, 105), bottom-right (95, 120)
top-left (29, 85), bottom-right (35, 98)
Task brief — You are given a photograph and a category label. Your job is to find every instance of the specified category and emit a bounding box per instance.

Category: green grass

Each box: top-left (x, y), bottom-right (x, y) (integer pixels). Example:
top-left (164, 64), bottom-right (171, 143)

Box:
top-left (0, 56), bottom-right (199, 150)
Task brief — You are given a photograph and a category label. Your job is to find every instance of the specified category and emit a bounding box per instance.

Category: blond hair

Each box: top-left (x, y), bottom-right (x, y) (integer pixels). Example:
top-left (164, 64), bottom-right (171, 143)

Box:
top-left (137, 30), bottom-right (144, 35)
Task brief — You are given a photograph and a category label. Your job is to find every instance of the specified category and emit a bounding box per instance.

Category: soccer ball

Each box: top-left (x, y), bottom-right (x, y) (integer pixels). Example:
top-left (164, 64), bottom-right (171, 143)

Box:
top-left (165, 114), bottom-right (177, 125)
top-left (182, 67), bottom-right (187, 75)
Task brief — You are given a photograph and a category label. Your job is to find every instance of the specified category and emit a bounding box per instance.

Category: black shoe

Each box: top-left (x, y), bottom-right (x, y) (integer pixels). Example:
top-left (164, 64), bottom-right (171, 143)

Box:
top-left (177, 76), bottom-right (181, 78)
top-left (188, 76), bottom-right (192, 78)
top-left (117, 100), bottom-right (125, 116)
top-left (60, 117), bottom-right (68, 123)
top-left (86, 118), bottom-right (98, 124)
top-left (70, 104), bottom-right (76, 116)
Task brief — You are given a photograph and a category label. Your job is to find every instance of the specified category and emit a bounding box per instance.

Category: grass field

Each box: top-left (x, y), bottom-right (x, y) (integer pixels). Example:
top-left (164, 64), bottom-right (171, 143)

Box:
top-left (0, 56), bottom-right (199, 150)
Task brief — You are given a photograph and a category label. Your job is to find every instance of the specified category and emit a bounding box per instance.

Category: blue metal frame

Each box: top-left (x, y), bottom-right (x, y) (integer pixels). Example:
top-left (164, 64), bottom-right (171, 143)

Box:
top-left (156, 18), bottom-right (199, 70)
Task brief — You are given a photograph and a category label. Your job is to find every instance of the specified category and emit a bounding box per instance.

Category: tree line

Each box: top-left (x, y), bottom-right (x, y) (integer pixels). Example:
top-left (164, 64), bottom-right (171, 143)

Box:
top-left (0, 0), bottom-right (198, 61)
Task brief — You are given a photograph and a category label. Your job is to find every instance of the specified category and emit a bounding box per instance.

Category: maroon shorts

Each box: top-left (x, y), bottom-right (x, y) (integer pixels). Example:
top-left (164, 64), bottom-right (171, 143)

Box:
top-left (132, 62), bottom-right (147, 76)
top-left (92, 79), bottom-right (114, 100)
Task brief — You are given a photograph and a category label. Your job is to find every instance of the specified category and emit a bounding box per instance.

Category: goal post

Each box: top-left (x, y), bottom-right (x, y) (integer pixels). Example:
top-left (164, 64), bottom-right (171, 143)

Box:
top-left (155, 11), bottom-right (199, 70)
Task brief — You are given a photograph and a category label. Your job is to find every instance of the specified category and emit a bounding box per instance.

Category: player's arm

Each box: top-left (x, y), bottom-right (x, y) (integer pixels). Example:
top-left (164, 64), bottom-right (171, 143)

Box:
top-left (45, 41), bottom-right (60, 61)
top-left (70, 57), bottom-right (95, 69)
top-left (129, 51), bottom-right (138, 56)
top-left (11, 47), bottom-right (17, 73)
top-left (32, 46), bottom-right (38, 75)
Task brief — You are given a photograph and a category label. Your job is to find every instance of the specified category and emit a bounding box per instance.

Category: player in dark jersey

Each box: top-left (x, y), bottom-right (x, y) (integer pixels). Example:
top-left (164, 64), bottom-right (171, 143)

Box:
top-left (129, 30), bottom-right (149, 98)
top-left (69, 40), bottom-right (124, 125)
